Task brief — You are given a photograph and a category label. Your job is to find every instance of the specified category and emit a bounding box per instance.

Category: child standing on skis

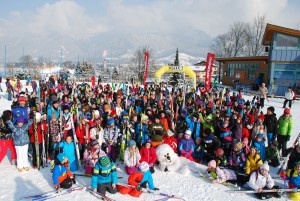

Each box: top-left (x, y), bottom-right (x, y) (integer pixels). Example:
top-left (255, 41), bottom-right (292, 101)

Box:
top-left (6, 116), bottom-right (33, 171)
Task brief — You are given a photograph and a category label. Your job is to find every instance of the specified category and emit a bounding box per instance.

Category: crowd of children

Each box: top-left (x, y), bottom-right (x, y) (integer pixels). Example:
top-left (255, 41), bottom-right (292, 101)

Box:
top-left (0, 77), bottom-right (299, 200)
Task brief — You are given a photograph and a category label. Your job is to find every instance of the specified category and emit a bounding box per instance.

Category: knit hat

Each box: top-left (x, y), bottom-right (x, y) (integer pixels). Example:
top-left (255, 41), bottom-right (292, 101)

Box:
top-left (145, 139), bottom-right (152, 145)
top-left (256, 133), bottom-right (264, 139)
top-left (57, 153), bottom-right (68, 163)
top-left (214, 148), bottom-right (224, 157)
top-left (94, 110), bottom-right (100, 116)
top-left (234, 142), bottom-right (243, 150)
top-left (185, 130), bottom-right (192, 136)
top-left (206, 114), bottom-right (212, 120)
top-left (141, 114), bottom-right (149, 122)
top-left (107, 117), bottom-right (115, 125)
top-left (90, 140), bottom-right (99, 147)
top-left (267, 106), bottom-right (275, 113)
top-left (208, 160), bottom-right (217, 168)
top-left (128, 140), bottom-right (136, 148)
top-left (179, 109), bottom-right (187, 115)
top-left (284, 107), bottom-right (291, 114)
top-left (122, 115), bottom-right (129, 121)
top-left (18, 96), bottom-right (27, 103)
top-left (35, 112), bottom-right (41, 122)
top-left (260, 162), bottom-right (269, 171)
top-left (100, 156), bottom-right (111, 167)
top-left (17, 116), bottom-right (25, 124)
top-left (139, 161), bottom-right (150, 172)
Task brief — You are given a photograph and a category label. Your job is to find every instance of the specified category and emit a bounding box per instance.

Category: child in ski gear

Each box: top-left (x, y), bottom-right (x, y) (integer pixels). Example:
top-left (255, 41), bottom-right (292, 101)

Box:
top-left (248, 162), bottom-right (281, 200)
top-left (83, 140), bottom-right (106, 174)
top-left (245, 146), bottom-right (263, 175)
top-left (91, 156), bottom-right (118, 195)
top-left (135, 162), bottom-right (159, 191)
top-left (119, 115), bottom-right (134, 161)
top-left (49, 113), bottom-right (61, 160)
top-left (149, 114), bottom-right (166, 148)
top-left (207, 160), bottom-right (237, 184)
top-left (103, 117), bottom-right (119, 162)
top-left (193, 137), bottom-right (205, 163)
top-left (124, 140), bottom-right (141, 175)
top-left (253, 134), bottom-right (266, 161)
top-left (55, 135), bottom-right (78, 171)
top-left (62, 105), bottom-right (72, 140)
top-left (214, 148), bottom-right (228, 167)
top-left (179, 129), bottom-right (195, 161)
top-left (288, 143), bottom-right (300, 169)
top-left (264, 106), bottom-right (277, 144)
top-left (265, 141), bottom-right (280, 167)
top-left (28, 112), bottom-right (48, 168)
top-left (76, 116), bottom-right (90, 159)
top-left (163, 130), bottom-right (178, 153)
top-left (7, 116), bottom-right (33, 171)
top-left (139, 139), bottom-right (157, 172)
top-left (286, 161), bottom-right (300, 200)
top-left (218, 120), bottom-right (232, 157)
top-left (229, 142), bottom-right (246, 172)
top-left (135, 114), bottom-right (150, 148)
top-left (203, 128), bottom-right (221, 162)
top-left (52, 153), bottom-right (75, 190)
top-left (0, 110), bottom-right (16, 165)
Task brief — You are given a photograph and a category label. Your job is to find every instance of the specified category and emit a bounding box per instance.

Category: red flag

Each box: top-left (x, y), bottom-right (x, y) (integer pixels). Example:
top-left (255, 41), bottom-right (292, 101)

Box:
top-left (204, 53), bottom-right (215, 90)
top-left (143, 52), bottom-right (149, 90)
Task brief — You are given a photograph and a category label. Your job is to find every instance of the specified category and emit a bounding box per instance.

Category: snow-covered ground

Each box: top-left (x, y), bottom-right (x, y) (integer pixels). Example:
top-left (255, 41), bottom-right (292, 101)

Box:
top-left (0, 82), bottom-right (298, 201)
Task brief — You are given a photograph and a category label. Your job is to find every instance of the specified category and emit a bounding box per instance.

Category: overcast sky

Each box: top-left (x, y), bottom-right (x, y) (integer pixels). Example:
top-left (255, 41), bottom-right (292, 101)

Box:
top-left (0, 0), bottom-right (299, 62)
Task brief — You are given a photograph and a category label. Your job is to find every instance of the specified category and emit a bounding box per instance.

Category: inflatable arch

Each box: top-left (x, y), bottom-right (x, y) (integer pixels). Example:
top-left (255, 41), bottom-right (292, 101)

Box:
top-left (154, 66), bottom-right (196, 88)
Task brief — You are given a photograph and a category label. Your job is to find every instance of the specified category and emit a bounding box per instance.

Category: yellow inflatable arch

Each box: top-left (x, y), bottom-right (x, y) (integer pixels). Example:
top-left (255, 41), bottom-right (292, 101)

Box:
top-left (154, 65), bottom-right (196, 88)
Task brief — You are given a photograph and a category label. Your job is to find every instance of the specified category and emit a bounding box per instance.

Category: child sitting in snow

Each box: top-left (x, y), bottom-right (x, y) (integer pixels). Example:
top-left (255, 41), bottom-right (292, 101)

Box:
top-left (206, 160), bottom-right (237, 184)
top-left (83, 140), bottom-right (107, 174)
top-left (178, 130), bottom-right (195, 161)
top-left (229, 142), bottom-right (246, 173)
top-left (139, 139), bottom-right (157, 173)
top-left (245, 146), bottom-right (263, 175)
top-left (124, 140), bottom-right (141, 175)
top-left (286, 161), bottom-right (300, 200)
top-left (265, 141), bottom-right (280, 167)
top-left (52, 153), bottom-right (76, 192)
top-left (163, 130), bottom-right (177, 153)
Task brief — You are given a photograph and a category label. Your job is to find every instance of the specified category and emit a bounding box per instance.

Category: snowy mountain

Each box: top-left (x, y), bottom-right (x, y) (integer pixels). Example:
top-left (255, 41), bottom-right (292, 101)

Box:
top-left (157, 52), bottom-right (205, 66)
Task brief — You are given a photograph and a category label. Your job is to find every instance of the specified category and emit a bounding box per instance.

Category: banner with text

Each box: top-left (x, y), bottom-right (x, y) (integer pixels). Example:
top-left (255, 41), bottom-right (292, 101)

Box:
top-left (143, 52), bottom-right (149, 89)
top-left (204, 53), bottom-right (215, 90)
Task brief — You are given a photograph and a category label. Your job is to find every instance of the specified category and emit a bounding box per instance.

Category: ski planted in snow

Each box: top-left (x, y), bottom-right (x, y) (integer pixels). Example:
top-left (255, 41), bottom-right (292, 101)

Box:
top-left (34, 116), bottom-right (40, 170)
top-left (70, 115), bottom-right (81, 169)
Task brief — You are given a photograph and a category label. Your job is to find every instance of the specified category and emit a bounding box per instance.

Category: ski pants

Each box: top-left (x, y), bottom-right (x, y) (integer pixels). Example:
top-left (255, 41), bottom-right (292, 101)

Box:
top-left (97, 182), bottom-right (118, 196)
top-left (31, 142), bottom-right (44, 167)
top-left (0, 139), bottom-right (17, 164)
top-left (15, 144), bottom-right (29, 169)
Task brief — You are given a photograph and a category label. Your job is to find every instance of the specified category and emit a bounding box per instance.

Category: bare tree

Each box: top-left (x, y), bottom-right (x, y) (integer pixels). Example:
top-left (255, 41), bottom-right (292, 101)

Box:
top-left (211, 33), bottom-right (234, 57)
top-left (244, 15), bottom-right (267, 56)
top-left (128, 47), bottom-right (150, 83)
top-left (228, 22), bottom-right (248, 56)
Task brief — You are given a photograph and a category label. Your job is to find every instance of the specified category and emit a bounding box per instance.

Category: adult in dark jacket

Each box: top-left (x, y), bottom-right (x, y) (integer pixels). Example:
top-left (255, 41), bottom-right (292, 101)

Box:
top-left (264, 106), bottom-right (277, 144)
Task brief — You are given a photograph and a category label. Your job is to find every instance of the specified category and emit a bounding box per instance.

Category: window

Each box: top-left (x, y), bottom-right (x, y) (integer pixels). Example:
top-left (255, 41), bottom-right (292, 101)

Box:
top-left (248, 69), bottom-right (256, 80)
top-left (229, 68), bottom-right (234, 78)
top-left (276, 33), bottom-right (299, 49)
top-left (236, 73), bottom-right (241, 79)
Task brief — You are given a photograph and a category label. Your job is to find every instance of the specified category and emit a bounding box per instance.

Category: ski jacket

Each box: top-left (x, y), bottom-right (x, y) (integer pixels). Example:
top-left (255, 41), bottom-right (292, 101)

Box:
top-left (229, 149), bottom-right (246, 168)
top-left (124, 147), bottom-right (141, 167)
top-left (29, 121), bottom-right (48, 143)
top-left (287, 168), bottom-right (300, 187)
top-left (287, 148), bottom-right (300, 169)
top-left (139, 170), bottom-right (155, 190)
top-left (248, 171), bottom-right (274, 191)
top-left (52, 164), bottom-right (73, 185)
top-left (91, 158), bottom-right (118, 188)
top-left (277, 115), bottom-right (294, 136)
top-left (84, 148), bottom-right (106, 167)
top-left (285, 91), bottom-right (295, 100)
top-left (0, 119), bottom-right (13, 140)
top-left (76, 124), bottom-right (90, 145)
top-left (135, 123), bottom-right (150, 145)
top-left (104, 126), bottom-right (119, 145)
top-left (50, 120), bottom-right (60, 142)
top-left (253, 140), bottom-right (266, 161)
top-left (178, 138), bottom-right (195, 153)
top-left (139, 147), bottom-right (157, 165)
top-left (6, 119), bottom-right (33, 146)
top-left (263, 113), bottom-right (277, 134)
top-left (214, 167), bottom-right (237, 183)
top-left (56, 141), bottom-right (77, 164)
top-left (149, 122), bottom-right (166, 142)
top-left (12, 106), bottom-right (29, 124)
top-left (47, 105), bottom-right (60, 122)
top-left (245, 154), bottom-right (263, 175)
top-left (162, 135), bottom-right (178, 153)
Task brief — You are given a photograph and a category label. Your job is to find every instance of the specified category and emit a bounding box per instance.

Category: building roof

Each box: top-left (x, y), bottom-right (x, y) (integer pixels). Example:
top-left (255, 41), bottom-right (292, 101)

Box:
top-left (215, 56), bottom-right (268, 63)
top-left (262, 23), bottom-right (300, 46)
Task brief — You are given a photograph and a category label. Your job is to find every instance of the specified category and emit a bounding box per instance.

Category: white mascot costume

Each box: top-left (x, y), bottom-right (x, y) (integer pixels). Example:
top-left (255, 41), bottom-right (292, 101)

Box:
top-left (156, 144), bottom-right (201, 175)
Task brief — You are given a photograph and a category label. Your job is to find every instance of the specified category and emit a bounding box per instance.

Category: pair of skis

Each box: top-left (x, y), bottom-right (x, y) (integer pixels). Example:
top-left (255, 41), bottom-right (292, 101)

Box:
top-left (227, 188), bottom-right (300, 194)
top-left (199, 171), bottom-right (242, 189)
top-left (20, 186), bottom-right (86, 200)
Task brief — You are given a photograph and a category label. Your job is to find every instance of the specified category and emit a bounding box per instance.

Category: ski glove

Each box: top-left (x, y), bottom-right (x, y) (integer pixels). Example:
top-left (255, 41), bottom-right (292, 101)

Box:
top-left (70, 177), bottom-right (76, 184)
top-left (136, 185), bottom-right (141, 191)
